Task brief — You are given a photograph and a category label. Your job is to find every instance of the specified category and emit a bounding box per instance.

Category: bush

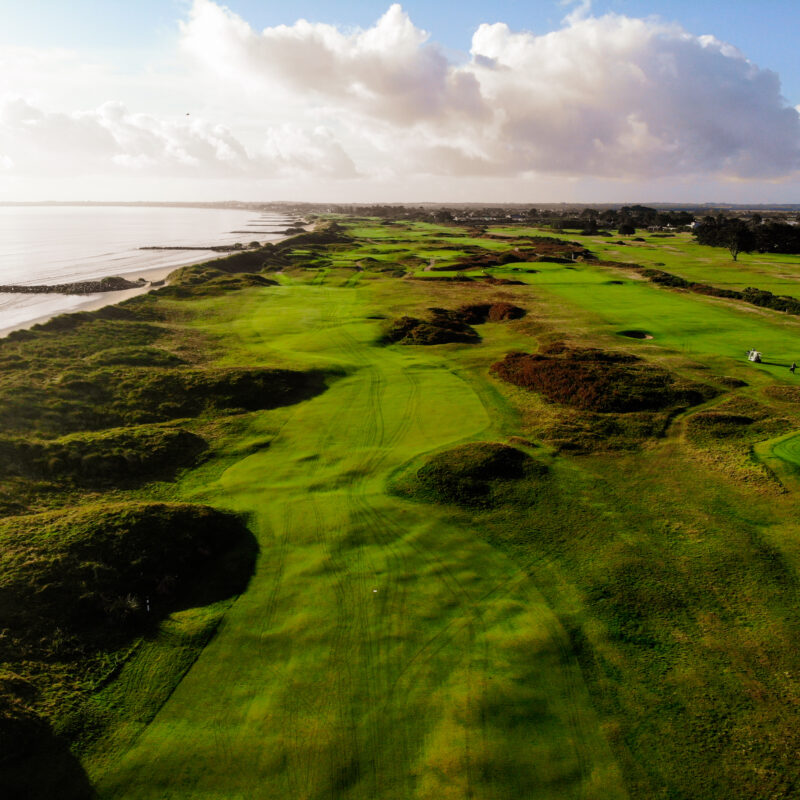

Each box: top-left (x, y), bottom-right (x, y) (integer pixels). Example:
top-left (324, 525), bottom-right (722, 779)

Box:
top-left (384, 309), bottom-right (480, 345)
top-left (491, 346), bottom-right (714, 413)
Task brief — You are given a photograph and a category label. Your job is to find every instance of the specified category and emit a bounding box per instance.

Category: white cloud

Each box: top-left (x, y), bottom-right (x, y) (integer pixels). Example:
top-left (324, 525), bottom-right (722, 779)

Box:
top-left (0, 1), bottom-right (798, 197)
top-left (179, 1), bottom-right (800, 181)
top-left (0, 97), bottom-right (357, 179)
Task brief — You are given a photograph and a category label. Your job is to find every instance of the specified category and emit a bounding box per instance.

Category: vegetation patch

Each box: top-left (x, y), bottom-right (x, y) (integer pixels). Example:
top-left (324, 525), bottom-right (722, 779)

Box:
top-left (0, 366), bottom-right (328, 436)
top-left (457, 302), bottom-right (526, 323)
top-left (491, 343), bottom-right (715, 413)
top-left (384, 308), bottom-right (480, 345)
top-left (85, 346), bottom-right (184, 368)
top-left (0, 425), bottom-right (206, 486)
top-left (159, 266), bottom-right (278, 298)
top-left (765, 385), bottom-right (800, 404)
top-left (396, 442), bottom-right (547, 507)
top-left (685, 397), bottom-right (792, 486)
top-left (0, 502), bottom-right (256, 792)
top-left (0, 502), bottom-right (255, 650)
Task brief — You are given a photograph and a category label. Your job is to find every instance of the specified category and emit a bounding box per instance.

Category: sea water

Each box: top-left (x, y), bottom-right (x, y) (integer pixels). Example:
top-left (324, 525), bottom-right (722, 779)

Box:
top-left (0, 205), bottom-right (292, 332)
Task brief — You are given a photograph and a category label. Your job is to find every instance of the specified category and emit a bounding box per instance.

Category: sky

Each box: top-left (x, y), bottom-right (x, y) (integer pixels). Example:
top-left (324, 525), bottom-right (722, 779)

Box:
top-left (1, 0), bottom-right (799, 203)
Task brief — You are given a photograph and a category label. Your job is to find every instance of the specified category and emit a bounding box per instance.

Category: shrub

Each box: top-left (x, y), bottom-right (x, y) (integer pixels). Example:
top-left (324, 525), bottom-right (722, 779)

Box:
top-left (491, 346), bottom-right (714, 413)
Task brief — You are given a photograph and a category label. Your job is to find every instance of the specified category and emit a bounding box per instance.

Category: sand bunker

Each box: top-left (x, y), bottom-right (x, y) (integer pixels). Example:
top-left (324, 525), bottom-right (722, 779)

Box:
top-left (617, 330), bottom-right (653, 340)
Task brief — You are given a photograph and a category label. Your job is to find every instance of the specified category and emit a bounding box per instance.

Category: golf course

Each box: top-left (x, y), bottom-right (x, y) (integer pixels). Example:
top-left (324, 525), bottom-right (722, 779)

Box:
top-left (3, 218), bottom-right (800, 798)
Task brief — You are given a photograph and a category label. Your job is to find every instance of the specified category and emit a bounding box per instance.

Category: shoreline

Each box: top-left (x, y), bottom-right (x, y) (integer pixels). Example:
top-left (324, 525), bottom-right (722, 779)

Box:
top-left (0, 263), bottom-right (176, 338)
top-left (0, 234), bottom-right (294, 339)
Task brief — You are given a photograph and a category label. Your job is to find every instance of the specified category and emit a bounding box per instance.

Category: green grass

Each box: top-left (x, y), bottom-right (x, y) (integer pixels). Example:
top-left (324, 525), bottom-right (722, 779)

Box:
top-left (772, 431), bottom-right (800, 469)
top-left (6, 219), bottom-right (800, 798)
top-left (84, 283), bottom-right (625, 799)
top-left (488, 226), bottom-right (800, 299)
top-left (483, 260), bottom-right (800, 381)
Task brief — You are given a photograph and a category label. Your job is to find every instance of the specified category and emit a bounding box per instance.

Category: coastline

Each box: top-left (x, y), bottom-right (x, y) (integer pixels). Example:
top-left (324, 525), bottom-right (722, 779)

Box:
top-left (0, 232), bottom-right (295, 339)
top-left (0, 263), bottom-right (176, 338)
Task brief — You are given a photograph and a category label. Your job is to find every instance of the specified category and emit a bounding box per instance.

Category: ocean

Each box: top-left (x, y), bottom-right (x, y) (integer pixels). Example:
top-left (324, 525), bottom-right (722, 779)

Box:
top-left (0, 205), bottom-right (292, 333)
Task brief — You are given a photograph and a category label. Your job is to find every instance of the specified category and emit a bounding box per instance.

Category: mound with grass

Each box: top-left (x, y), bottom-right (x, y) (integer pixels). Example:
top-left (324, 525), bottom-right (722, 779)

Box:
top-left (385, 308), bottom-right (480, 345)
top-left (117, 367), bottom-right (328, 421)
top-left (0, 502), bottom-right (256, 651)
top-left (765, 386), bottom-right (800, 404)
top-left (0, 425), bottom-right (206, 486)
top-left (457, 302), bottom-right (526, 323)
top-left (0, 502), bottom-right (256, 793)
top-left (399, 442), bottom-right (547, 507)
top-left (160, 264), bottom-right (279, 298)
top-left (0, 366), bottom-right (328, 436)
top-left (85, 346), bottom-right (185, 367)
top-left (491, 344), bottom-right (715, 413)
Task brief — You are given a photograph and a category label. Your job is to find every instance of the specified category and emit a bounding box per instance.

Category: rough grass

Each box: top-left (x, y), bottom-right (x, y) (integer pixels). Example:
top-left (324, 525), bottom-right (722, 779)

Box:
top-left (491, 344), bottom-right (715, 413)
top-left (0, 425), bottom-right (206, 486)
top-left (0, 502), bottom-right (255, 651)
top-left (0, 365), bottom-right (328, 436)
top-left (396, 441), bottom-right (548, 507)
top-left (384, 307), bottom-right (480, 345)
top-left (457, 302), bottom-right (526, 323)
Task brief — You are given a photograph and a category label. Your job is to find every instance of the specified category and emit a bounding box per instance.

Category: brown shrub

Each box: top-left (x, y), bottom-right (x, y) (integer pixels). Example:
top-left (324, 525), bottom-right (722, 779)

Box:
top-left (458, 303), bottom-right (526, 324)
top-left (491, 347), bottom-right (714, 413)
top-left (384, 309), bottom-right (479, 345)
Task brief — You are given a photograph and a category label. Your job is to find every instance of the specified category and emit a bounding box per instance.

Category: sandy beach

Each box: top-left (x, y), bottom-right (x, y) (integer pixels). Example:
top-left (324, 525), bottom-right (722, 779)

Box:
top-left (0, 262), bottom-right (179, 338)
top-left (0, 204), bottom-right (297, 338)
top-left (0, 237), bottom-right (294, 339)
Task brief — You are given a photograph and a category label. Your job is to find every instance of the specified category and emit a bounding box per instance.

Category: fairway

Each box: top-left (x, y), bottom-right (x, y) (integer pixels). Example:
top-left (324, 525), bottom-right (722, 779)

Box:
top-left (87, 285), bottom-right (625, 799)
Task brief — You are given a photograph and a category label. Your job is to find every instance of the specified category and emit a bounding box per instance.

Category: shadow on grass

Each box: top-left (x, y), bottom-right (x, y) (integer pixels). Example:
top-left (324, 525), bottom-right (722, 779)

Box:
top-left (0, 730), bottom-right (97, 800)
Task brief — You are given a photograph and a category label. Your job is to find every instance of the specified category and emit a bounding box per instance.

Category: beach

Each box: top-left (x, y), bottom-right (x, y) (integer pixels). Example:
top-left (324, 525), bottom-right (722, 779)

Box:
top-left (0, 205), bottom-right (293, 336)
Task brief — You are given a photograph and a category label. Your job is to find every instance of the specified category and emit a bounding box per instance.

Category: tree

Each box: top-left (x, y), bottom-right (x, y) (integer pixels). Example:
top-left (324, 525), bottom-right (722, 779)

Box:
top-left (724, 219), bottom-right (756, 262)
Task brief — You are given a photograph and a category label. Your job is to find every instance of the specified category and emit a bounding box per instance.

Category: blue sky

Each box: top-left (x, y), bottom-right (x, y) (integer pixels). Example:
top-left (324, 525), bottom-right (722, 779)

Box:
top-left (4, 0), bottom-right (798, 102)
top-left (1, 1), bottom-right (799, 202)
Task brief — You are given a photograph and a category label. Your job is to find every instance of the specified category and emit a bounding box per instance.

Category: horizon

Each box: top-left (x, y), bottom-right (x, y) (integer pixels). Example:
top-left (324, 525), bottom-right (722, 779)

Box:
top-left (3, 200), bottom-right (800, 210)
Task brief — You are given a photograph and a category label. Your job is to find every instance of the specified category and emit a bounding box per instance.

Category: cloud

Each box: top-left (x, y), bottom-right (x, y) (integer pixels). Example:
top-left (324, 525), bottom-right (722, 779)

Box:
top-left (179, 1), bottom-right (800, 181)
top-left (1, 2), bottom-right (798, 192)
top-left (0, 97), bottom-right (357, 179)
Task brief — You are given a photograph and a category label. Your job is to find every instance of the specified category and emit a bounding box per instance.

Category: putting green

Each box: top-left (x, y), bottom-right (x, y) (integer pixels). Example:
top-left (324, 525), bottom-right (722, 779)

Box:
top-left (771, 431), bottom-right (800, 471)
top-left (89, 284), bottom-right (625, 799)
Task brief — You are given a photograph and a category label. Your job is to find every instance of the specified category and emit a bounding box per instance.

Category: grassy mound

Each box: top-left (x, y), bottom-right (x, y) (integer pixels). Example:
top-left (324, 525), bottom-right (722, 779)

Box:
top-left (159, 268), bottom-right (278, 298)
top-left (0, 670), bottom-right (93, 800)
top-left (765, 385), bottom-right (800, 404)
top-left (0, 366), bottom-right (328, 436)
top-left (491, 344), bottom-right (715, 413)
top-left (0, 502), bottom-right (256, 651)
top-left (457, 302), bottom-right (526, 323)
top-left (0, 425), bottom-right (206, 486)
top-left (0, 502), bottom-right (256, 793)
top-left (400, 442), bottom-right (547, 507)
top-left (117, 367), bottom-right (328, 421)
top-left (385, 308), bottom-right (480, 345)
top-left (85, 346), bottom-right (184, 367)
top-left (686, 412), bottom-right (755, 438)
